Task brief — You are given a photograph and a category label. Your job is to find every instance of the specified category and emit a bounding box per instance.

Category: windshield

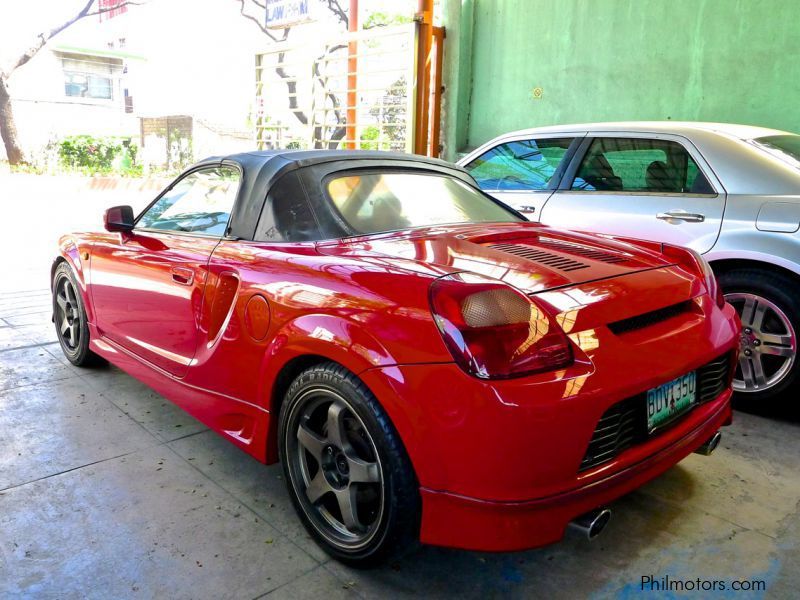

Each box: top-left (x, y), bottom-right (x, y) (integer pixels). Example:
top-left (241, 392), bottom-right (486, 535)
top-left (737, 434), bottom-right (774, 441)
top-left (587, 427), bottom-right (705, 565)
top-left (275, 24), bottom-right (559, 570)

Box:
top-left (752, 134), bottom-right (800, 168)
top-left (326, 172), bottom-right (521, 235)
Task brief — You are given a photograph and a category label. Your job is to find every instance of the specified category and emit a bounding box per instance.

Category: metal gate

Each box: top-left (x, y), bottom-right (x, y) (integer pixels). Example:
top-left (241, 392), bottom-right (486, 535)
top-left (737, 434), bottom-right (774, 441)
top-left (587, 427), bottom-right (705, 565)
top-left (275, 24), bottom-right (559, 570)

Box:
top-left (255, 21), bottom-right (443, 156)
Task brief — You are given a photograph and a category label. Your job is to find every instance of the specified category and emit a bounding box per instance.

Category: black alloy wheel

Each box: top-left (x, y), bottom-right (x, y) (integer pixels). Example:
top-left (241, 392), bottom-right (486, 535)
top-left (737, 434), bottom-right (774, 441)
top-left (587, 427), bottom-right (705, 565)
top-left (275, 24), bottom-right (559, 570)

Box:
top-left (52, 262), bottom-right (104, 367)
top-left (278, 363), bottom-right (419, 566)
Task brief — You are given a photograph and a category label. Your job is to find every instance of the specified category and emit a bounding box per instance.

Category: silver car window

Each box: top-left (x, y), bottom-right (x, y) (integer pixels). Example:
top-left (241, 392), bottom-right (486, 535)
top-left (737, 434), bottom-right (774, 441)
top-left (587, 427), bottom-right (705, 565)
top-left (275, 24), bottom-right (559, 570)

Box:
top-left (571, 137), bottom-right (713, 194)
top-left (751, 134), bottom-right (800, 168)
top-left (464, 138), bottom-right (574, 191)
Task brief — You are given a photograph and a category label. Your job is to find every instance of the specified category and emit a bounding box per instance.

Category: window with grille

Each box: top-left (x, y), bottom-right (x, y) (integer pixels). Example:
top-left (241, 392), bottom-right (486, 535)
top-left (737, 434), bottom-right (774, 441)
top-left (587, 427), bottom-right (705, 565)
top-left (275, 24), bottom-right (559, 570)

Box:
top-left (60, 53), bottom-right (122, 101)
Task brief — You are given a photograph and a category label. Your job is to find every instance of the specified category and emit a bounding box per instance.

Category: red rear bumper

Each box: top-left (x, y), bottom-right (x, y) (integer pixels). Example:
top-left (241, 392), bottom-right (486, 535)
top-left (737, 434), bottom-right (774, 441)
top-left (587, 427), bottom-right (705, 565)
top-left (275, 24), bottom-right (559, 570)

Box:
top-left (359, 296), bottom-right (739, 552)
top-left (418, 390), bottom-right (731, 551)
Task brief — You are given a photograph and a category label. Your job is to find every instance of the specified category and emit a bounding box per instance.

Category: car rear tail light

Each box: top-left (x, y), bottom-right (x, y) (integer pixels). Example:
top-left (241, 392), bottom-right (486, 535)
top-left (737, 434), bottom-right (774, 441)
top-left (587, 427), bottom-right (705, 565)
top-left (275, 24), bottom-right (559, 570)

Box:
top-left (662, 244), bottom-right (726, 309)
top-left (429, 273), bottom-right (573, 379)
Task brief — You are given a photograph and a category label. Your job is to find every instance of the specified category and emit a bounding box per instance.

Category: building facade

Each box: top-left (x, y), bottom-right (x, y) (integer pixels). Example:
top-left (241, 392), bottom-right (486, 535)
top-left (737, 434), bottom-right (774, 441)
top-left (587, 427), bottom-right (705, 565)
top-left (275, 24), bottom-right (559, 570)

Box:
top-left (441, 0), bottom-right (800, 160)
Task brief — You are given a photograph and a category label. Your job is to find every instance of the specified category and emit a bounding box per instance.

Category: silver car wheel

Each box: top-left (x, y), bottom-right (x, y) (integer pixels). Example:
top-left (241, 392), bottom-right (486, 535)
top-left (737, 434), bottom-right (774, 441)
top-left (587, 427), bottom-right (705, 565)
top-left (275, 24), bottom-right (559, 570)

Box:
top-left (726, 292), bottom-right (797, 393)
top-left (285, 388), bottom-right (384, 550)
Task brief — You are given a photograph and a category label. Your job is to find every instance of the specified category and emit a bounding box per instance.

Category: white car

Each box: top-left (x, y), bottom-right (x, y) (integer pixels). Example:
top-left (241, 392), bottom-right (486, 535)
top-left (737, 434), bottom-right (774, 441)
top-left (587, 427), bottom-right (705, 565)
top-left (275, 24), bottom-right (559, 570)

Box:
top-left (459, 121), bottom-right (800, 405)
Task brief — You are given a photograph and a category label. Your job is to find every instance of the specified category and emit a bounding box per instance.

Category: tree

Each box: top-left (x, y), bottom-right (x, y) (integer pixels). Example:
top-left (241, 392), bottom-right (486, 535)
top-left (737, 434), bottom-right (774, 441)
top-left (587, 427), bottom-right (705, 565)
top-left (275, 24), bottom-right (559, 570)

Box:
top-left (0, 0), bottom-right (141, 165)
top-left (237, 0), bottom-right (351, 149)
top-left (368, 75), bottom-right (408, 151)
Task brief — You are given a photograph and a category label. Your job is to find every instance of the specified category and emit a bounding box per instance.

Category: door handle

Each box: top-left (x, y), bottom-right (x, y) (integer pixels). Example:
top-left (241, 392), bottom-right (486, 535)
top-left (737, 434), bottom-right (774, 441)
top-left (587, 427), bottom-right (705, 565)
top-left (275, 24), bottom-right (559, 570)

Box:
top-left (518, 205), bottom-right (537, 214)
top-left (170, 266), bottom-right (194, 286)
top-left (656, 211), bottom-right (706, 223)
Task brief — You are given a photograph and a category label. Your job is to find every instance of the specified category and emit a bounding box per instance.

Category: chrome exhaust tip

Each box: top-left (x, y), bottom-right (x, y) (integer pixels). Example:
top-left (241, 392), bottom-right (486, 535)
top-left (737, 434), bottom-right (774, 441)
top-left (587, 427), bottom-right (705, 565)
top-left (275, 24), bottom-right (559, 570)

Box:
top-left (694, 431), bottom-right (722, 456)
top-left (569, 508), bottom-right (612, 541)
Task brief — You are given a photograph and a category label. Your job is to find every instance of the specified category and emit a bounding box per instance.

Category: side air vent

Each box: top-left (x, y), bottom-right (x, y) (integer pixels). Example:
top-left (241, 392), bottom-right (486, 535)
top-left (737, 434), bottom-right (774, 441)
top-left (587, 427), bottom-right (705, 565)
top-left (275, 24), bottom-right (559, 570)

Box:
top-left (488, 243), bottom-right (589, 272)
top-left (536, 237), bottom-right (632, 265)
top-left (579, 395), bottom-right (643, 472)
top-left (697, 354), bottom-right (731, 403)
top-left (607, 301), bottom-right (694, 335)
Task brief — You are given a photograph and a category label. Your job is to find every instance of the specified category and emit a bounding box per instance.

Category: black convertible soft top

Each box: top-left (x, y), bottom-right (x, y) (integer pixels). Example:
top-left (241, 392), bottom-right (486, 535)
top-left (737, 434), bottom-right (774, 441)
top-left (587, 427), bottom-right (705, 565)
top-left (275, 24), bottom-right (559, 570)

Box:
top-left (187, 150), bottom-right (478, 240)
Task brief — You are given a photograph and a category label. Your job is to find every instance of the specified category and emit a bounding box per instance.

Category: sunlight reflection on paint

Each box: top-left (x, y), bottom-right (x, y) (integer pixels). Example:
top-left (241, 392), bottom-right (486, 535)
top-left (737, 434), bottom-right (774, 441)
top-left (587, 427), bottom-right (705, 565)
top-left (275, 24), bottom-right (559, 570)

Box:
top-left (569, 329), bottom-right (600, 353)
top-left (563, 375), bottom-right (588, 398)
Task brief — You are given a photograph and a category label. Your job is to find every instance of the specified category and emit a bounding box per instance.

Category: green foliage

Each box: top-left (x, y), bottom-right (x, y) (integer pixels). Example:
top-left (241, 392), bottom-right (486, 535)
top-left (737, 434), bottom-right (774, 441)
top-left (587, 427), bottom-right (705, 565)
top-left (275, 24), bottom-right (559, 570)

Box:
top-left (367, 76), bottom-right (408, 151)
top-left (363, 11), bottom-right (413, 30)
top-left (6, 162), bottom-right (45, 175)
top-left (359, 125), bottom-right (380, 150)
top-left (57, 135), bottom-right (140, 175)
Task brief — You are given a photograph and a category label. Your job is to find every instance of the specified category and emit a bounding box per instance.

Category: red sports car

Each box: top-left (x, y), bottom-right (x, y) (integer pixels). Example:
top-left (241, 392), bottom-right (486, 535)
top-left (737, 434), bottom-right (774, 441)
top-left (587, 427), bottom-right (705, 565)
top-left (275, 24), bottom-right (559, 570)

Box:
top-left (52, 151), bottom-right (740, 565)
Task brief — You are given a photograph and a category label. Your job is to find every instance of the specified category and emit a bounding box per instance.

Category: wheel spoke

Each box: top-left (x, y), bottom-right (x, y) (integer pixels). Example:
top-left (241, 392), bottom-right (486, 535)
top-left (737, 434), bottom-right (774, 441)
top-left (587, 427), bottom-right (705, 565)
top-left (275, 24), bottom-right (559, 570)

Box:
top-left (56, 293), bottom-right (67, 312)
top-left (296, 421), bottom-right (326, 461)
top-left (760, 332), bottom-right (793, 347)
top-left (65, 282), bottom-right (77, 307)
top-left (751, 301), bottom-right (768, 331)
top-left (326, 401), bottom-right (349, 449)
top-left (760, 344), bottom-right (794, 358)
top-left (739, 356), bottom-right (756, 388)
top-left (60, 317), bottom-right (70, 335)
top-left (751, 355), bottom-right (767, 387)
top-left (69, 322), bottom-right (79, 344)
top-left (335, 486), bottom-right (363, 531)
top-left (347, 456), bottom-right (379, 483)
top-left (305, 470), bottom-right (331, 504)
top-left (739, 296), bottom-right (757, 327)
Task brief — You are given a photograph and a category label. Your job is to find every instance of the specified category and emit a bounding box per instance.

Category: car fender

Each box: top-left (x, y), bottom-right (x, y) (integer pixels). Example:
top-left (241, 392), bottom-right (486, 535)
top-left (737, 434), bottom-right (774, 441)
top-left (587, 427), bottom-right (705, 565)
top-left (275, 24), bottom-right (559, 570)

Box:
top-left (52, 235), bottom-right (96, 323)
top-left (256, 312), bottom-right (410, 464)
top-left (257, 312), bottom-right (397, 398)
top-left (707, 231), bottom-right (800, 278)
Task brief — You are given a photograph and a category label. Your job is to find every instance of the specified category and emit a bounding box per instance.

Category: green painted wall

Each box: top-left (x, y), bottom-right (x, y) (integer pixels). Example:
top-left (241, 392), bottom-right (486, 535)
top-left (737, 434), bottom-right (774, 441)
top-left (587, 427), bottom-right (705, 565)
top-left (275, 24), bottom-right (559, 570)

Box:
top-left (446, 0), bottom-right (800, 156)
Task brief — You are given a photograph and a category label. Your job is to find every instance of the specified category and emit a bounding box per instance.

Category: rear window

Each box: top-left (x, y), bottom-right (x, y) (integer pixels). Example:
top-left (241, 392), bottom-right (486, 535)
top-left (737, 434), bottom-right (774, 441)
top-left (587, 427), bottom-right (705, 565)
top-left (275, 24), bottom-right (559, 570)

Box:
top-left (326, 172), bottom-right (520, 235)
top-left (752, 135), bottom-right (800, 167)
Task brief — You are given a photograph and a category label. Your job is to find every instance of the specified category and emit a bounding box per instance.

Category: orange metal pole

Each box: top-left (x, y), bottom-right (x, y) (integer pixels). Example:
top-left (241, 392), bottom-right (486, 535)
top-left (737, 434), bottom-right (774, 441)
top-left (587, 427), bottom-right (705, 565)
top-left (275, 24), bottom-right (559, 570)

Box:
top-left (414, 0), bottom-right (434, 155)
top-left (346, 0), bottom-right (359, 149)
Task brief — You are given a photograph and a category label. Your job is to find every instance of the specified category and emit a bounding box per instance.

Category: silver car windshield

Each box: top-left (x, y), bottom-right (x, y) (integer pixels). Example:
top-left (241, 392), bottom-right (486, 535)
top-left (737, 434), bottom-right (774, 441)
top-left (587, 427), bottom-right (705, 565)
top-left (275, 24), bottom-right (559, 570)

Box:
top-left (751, 134), bottom-right (800, 168)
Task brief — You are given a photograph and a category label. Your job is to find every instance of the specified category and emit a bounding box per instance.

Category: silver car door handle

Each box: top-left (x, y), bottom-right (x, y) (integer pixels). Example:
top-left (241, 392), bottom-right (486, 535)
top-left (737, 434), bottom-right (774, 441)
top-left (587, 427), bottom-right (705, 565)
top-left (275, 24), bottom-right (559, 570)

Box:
top-left (656, 211), bottom-right (706, 223)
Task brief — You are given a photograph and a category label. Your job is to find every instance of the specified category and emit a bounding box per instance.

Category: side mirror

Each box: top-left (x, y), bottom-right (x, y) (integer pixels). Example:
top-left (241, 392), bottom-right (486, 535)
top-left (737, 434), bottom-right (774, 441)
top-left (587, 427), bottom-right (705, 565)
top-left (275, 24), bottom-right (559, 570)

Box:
top-left (104, 205), bottom-right (134, 232)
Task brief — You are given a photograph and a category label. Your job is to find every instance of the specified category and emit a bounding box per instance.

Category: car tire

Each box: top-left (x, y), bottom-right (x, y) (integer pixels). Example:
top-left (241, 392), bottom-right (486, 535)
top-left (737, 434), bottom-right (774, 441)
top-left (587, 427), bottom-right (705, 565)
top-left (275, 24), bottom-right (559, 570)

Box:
top-left (52, 262), bottom-right (105, 367)
top-left (278, 362), bottom-right (419, 567)
top-left (718, 267), bottom-right (799, 403)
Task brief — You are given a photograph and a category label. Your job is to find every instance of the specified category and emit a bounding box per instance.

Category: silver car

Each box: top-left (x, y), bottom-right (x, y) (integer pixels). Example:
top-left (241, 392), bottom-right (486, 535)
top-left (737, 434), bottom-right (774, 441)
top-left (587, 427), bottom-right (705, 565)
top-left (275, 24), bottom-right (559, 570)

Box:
top-left (458, 122), bottom-right (800, 405)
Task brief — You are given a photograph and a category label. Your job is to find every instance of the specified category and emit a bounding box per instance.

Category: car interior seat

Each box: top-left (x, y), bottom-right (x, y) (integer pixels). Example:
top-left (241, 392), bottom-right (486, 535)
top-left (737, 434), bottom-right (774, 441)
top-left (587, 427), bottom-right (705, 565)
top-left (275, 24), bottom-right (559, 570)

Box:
top-left (580, 154), bottom-right (623, 191)
top-left (368, 195), bottom-right (409, 231)
top-left (645, 160), bottom-right (680, 192)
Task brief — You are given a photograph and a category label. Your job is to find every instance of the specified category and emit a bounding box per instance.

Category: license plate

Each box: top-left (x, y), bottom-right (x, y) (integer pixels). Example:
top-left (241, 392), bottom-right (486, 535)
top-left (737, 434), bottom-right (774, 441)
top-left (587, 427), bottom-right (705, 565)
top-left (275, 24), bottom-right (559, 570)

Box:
top-left (646, 371), bottom-right (697, 431)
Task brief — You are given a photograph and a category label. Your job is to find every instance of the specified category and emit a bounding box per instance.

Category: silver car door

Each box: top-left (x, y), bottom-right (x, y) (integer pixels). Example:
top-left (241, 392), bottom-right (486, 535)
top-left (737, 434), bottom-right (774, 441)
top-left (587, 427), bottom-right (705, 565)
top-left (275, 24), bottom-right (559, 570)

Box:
top-left (538, 133), bottom-right (726, 253)
top-left (460, 135), bottom-right (584, 220)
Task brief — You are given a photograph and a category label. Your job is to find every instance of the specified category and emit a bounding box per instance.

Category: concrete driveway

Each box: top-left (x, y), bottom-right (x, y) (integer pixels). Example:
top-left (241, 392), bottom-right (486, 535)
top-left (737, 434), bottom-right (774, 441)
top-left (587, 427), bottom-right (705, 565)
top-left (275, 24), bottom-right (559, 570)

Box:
top-left (1, 174), bottom-right (798, 598)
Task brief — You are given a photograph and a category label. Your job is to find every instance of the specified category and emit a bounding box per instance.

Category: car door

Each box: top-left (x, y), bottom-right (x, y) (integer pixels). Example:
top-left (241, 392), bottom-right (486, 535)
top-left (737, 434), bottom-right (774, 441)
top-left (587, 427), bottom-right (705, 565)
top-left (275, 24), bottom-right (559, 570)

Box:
top-left (90, 165), bottom-right (241, 377)
top-left (539, 134), bottom-right (726, 253)
top-left (461, 135), bottom-right (582, 219)
top-left (185, 170), bottom-right (325, 407)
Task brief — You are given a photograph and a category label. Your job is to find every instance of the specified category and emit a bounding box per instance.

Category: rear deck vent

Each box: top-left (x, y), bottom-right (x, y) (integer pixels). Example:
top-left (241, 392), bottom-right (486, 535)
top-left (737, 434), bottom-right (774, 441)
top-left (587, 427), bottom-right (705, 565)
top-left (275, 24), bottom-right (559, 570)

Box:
top-left (608, 301), bottom-right (693, 335)
top-left (488, 243), bottom-right (589, 272)
top-left (536, 237), bottom-right (632, 265)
